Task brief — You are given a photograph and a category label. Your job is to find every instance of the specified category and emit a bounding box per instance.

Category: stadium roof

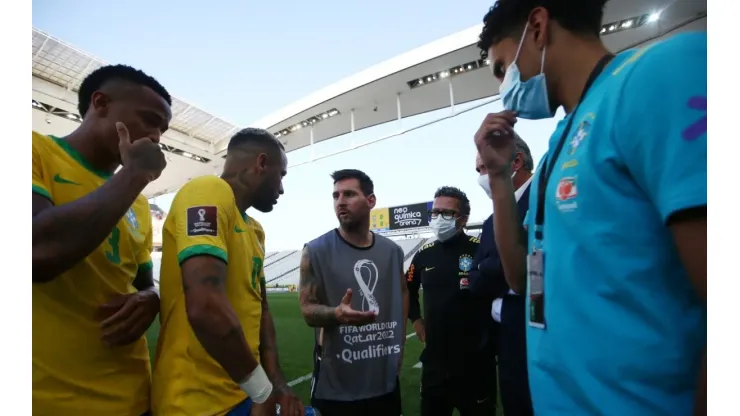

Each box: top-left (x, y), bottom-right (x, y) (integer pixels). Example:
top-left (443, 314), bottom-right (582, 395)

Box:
top-left (31, 0), bottom-right (706, 198)
top-left (217, 0), bottom-right (706, 156)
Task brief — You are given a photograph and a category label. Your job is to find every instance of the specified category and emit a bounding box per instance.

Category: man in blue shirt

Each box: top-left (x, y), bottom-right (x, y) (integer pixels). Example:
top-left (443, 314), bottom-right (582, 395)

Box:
top-left (473, 1), bottom-right (706, 415)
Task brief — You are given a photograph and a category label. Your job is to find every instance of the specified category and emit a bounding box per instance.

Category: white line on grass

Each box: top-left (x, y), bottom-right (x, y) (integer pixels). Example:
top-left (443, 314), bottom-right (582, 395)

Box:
top-left (287, 332), bottom-right (418, 387)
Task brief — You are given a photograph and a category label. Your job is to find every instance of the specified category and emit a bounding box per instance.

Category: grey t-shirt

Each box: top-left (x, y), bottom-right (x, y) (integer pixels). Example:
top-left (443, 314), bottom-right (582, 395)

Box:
top-left (307, 229), bottom-right (405, 401)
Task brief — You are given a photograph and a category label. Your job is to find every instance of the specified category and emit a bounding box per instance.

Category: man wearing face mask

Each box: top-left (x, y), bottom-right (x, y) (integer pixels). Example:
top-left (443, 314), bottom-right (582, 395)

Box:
top-left (474, 1), bottom-right (707, 415)
top-left (406, 187), bottom-right (496, 416)
top-left (468, 135), bottom-right (533, 416)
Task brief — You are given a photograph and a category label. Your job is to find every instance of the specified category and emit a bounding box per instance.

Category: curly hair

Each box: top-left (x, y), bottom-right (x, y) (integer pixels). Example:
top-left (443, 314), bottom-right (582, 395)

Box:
top-left (78, 64), bottom-right (171, 117)
top-left (477, 0), bottom-right (608, 57)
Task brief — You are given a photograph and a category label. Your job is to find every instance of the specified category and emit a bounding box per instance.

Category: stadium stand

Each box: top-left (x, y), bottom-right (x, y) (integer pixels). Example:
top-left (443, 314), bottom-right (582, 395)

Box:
top-left (264, 251), bottom-right (302, 281)
top-left (262, 235), bottom-right (446, 286)
top-left (151, 231), bottom-right (478, 288)
top-left (265, 250), bottom-right (297, 267)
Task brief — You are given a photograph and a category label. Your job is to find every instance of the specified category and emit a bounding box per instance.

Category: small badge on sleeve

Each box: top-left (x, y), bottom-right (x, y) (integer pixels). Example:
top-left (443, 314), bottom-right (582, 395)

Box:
top-left (186, 206), bottom-right (218, 237)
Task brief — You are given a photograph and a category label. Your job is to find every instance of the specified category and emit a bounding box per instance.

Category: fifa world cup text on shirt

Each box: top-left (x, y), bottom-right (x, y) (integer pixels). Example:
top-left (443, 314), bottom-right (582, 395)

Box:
top-left (152, 175), bottom-right (267, 416)
top-left (32, 132), bottom-right (154, 416)
top-left (306, 230), bottom-right (405, 402)
top-left (523, 32), bottom-right (707, 415)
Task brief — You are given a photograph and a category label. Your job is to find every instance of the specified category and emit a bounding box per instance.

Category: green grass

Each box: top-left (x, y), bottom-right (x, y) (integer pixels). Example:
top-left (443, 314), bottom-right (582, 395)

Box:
top-left (145, 292), bottom-right (500, 415)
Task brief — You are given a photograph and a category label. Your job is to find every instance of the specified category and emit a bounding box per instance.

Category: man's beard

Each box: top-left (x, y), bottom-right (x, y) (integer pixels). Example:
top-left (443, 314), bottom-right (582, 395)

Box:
top-left (252, 181), bottom-right (275, 213)
top-left (338, 214), bottom-right (362, 231)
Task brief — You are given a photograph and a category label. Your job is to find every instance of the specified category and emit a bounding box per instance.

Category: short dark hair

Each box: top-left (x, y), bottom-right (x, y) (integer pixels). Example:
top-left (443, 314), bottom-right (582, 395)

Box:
top-left (434, 186), bottom-right (471, 217)
top-left (331, 169), bottom-right (374, 196)
top-left (77, 64), bottom-right (172, 117)
top-left (227, 127), bottom-right (284, 154)
top-left (477, 0), bottom-right (607, 56)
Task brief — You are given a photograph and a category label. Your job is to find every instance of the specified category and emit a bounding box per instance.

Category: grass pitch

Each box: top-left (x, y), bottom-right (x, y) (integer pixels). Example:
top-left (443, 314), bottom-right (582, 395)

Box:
top-left (146, 292), bottom-right (501, 415)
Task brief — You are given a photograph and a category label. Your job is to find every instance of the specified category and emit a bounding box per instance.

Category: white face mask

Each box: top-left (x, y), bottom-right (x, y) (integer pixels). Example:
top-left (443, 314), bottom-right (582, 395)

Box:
top-left (430, 216), bottom-right (458, 242)
top-left (478, 171), bottom-right (517, 200)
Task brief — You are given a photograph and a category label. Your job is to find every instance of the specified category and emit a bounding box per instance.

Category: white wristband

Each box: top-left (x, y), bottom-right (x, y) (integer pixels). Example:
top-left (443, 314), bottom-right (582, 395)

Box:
top-left (239, 365), bottom-right (273, 404)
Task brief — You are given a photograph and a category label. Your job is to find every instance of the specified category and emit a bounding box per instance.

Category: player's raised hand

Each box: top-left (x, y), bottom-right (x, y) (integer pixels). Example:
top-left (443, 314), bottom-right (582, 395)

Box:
top-left (334, 289), bottom-right (377, 325)
top-left (474, 111), bottom-right (518, 176)
top-left (117, 122), bottom-right (166, 183)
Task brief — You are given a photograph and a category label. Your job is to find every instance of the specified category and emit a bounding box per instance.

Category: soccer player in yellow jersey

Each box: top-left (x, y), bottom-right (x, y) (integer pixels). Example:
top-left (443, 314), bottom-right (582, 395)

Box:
top-left (153, 128), bottom-right (304, 416)
top-left (32, 65), bottom-right (172, 415)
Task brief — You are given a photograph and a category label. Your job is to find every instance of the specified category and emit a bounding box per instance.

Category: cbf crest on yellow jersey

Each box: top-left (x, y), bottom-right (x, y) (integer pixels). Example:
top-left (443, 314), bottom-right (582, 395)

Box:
top-left (31, 132), bottom-right (153, 416)
top-left (152, 175), bottom-right (266, 416)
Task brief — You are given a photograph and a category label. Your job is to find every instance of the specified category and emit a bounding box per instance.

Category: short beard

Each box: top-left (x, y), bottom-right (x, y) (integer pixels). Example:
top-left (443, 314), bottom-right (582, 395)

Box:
top-left (251, 181), bottom-right (275, 213)
top-left (338, 216), bottom-right (362, 232)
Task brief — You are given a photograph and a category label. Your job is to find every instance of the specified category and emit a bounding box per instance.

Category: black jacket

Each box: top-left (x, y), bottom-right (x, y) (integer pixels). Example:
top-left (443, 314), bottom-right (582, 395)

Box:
top-left (407, 232), bottom-right (491, 376)
top-left (468, 185), bottom-right (531, 302)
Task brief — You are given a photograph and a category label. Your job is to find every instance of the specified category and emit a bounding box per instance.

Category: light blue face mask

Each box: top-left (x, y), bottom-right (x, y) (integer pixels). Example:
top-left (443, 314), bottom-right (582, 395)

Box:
top-left (498, 23), bottom-right (555, 120)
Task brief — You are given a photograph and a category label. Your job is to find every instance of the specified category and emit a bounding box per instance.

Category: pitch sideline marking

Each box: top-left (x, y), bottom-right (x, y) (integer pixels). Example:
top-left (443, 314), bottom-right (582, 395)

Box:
top-left (287, 332), bottom-right (418, 387)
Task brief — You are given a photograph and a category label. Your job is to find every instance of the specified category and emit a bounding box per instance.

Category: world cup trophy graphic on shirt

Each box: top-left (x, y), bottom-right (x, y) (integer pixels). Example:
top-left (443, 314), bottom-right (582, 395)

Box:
top-left (353, 259), bottom-right (380, 314)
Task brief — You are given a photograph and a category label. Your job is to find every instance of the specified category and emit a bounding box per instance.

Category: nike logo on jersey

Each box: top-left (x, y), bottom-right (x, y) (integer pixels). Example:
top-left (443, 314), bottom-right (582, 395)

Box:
top-left (53, 174), bottom-right (80, 185)
top-left (234, 226), bottom-right (246, 233)
top-left (424, 267), bottom-right (435, 272)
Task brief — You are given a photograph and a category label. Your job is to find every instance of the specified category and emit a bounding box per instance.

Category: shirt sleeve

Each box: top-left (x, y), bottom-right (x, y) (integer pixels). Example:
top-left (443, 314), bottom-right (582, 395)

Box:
top-left (248, 218), bottom-right (267, 288)
top-left (172, 176), bottom-right (235, 265)
top-left (406, 252), bottom-right (422, 323)
top-left (136, 206), bottom-right (154, 273)
top-left (32, 135), bottom-right (52, 201)
top-left (614, 32), bottom-right (707, 223)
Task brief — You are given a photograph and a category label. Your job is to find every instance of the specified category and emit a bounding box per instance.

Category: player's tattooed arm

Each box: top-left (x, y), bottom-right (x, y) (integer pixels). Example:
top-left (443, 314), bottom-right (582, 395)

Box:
top-left (181, 255), bottom-right (259, 383)
top-left (259, 283), bottom-right (289, 390)
top-left (32, 170), bottom-right (151, 283)
top-left (299, 246), bottom-right (339, 327)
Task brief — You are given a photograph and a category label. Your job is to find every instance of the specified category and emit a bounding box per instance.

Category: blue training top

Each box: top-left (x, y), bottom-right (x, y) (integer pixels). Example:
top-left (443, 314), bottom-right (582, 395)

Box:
top-left (524, 32), bottom-right (707, 415)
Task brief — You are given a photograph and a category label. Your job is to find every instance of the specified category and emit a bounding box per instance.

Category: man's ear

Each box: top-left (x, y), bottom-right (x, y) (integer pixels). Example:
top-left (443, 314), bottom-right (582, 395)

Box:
top-left (529, 6), bottom-right (551, 50)
top-left (512, 152), bottom-right (525, 171)
top-left (90, 91), bottom-right (110, 118)
top-left (367, 194), bottom-right (377, 210)
top-left (458, 216), bottom-right (469, 229)
top-left (256, 153), bottom-right (268, 172)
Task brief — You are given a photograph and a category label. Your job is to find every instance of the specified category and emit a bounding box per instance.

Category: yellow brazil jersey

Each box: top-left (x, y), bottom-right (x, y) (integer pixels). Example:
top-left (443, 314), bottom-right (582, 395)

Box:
top-left (152, 175), bottom-right (265, 416)
top-left (31, 132), bottom-right (154, 416)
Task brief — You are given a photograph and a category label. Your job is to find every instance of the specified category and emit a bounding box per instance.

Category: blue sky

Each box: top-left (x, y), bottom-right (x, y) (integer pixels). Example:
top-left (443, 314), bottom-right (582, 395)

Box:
top-left (33, 0), bottom-right (563, 251)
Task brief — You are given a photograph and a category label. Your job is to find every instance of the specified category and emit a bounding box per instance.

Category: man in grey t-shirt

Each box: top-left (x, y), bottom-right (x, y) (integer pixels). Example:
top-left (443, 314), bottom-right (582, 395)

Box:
top-left (299, 169), bottom-right (409, 416)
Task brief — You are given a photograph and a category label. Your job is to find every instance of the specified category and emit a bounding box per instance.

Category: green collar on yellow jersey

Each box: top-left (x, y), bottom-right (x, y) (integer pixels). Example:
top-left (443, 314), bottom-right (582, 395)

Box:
top-left (50, 135), bottom-right (113, 179)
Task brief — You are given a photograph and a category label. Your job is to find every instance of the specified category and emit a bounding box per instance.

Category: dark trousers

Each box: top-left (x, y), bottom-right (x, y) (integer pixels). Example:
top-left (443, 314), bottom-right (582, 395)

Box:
top-left (311, 379), bottom-right (402, 416)
top-left (420, 362), bottom-right (497, 416)
top-left (499, 295), bottom-right (534, 416)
